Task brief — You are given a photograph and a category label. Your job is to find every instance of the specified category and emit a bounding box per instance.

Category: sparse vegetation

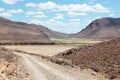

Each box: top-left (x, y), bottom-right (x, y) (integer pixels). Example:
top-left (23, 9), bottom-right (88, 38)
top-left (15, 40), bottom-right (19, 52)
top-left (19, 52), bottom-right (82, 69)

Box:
top-left (50, 37), bottom-right (101, 45)
top-left (0, 41), bottom-right (55, 45)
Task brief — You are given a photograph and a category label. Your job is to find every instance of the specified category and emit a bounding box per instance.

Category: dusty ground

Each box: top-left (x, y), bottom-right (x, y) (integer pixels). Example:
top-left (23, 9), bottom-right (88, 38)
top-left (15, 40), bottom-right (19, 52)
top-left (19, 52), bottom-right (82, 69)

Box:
top-left (0, 47), bottom-right (30, 80)
top-left (2, 45), bottom-right (110, 80)
top-left (2, 45), bottom-right (75, 56)
top-left (14, 52), bottom-right (109, 80)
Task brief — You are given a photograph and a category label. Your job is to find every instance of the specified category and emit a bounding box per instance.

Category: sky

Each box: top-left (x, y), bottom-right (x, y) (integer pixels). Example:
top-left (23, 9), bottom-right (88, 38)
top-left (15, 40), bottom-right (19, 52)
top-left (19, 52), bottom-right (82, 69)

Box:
top-left (0, 0), bottom-right (119, 34)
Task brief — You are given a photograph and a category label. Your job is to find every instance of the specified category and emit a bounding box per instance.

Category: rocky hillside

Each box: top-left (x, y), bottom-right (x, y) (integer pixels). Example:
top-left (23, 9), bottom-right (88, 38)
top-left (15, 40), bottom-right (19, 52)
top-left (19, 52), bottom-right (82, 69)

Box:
top-left (72, 17), bottom-right (120, 40)
top-left (0, 17), bottom-right (50, 42)
top-left (56, 38), bottom-right (120, 79)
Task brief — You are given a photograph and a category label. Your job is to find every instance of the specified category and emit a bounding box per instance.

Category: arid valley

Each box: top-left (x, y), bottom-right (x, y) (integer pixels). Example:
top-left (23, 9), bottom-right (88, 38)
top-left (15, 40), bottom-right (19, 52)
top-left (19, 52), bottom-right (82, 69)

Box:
top-left (0, 0), bottom-right (120, 80)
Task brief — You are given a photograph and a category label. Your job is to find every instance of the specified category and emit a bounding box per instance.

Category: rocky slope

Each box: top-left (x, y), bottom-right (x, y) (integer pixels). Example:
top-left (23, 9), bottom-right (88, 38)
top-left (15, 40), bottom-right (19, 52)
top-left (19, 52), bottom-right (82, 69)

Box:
top-left (56, 38), bottom-right (120, 79)
top-left (72, 17), bottom-right (120, 40)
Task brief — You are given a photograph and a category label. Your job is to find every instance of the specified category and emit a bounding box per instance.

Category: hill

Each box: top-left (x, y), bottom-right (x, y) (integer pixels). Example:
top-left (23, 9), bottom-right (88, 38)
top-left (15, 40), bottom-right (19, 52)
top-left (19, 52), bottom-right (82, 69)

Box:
top-left (72, 17), bottom-right (120, 40)
top-left (56, 38), bottom-right (120, 79)
top-left (0, 17), bottom-right (50, 42)
top-left (36, 25), bottom-right (69, 38)
top-left (0, 17), bottom-right (68, 42)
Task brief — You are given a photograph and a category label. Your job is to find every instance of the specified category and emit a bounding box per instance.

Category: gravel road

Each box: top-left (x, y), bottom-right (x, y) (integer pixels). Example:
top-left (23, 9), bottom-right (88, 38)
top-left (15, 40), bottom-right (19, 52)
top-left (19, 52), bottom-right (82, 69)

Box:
top-left (14, 52), bottom-right (109, 80)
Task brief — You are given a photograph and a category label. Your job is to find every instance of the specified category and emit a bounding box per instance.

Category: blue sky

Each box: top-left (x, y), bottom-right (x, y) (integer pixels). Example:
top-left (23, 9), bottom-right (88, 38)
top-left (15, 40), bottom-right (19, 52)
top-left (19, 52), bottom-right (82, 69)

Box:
top-left (0, 0), bottom-right (119, 33)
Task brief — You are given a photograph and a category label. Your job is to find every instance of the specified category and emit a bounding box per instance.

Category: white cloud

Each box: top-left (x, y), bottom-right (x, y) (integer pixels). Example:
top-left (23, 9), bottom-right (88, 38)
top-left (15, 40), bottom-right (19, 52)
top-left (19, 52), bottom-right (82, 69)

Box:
top-left (0, 8), bottom-right (4, 11)
top-left (0, 12), bottom-right (12, 17)
top-left (26, 11), bottom-right (46, 18)
top-left (93, 4), bottom-right (109, 13)
top-left (37, 1), bottom-right (110, 13)
top-left (38, 1), bottom-right (56, 10)
top-left (68, 12), bottom-right (87, 17)
top-left (33, 15), bottom-right (46, 18)
top-left (53, 14), bottom-right (64, 19)
top-left (1, 0), bottom-right (24, 5)
top-left (30, 18), bottom-right (81, 33)
top-left (26, 2), bottom-right (37, 7)
top-left (70, 18), bottom-right (80, 22)
top-left (109, 13), bottom-right (114, 17)
top-left (30, 19), bottom-right (42, 24)
top-left (0, 9), bottom-right (23, 18)
top-left (7, 9), bottom-right (23, 13)
top-left (88, 0), bottom-right (96, 4)
top-left (26, 11), bottom-right (44, 15)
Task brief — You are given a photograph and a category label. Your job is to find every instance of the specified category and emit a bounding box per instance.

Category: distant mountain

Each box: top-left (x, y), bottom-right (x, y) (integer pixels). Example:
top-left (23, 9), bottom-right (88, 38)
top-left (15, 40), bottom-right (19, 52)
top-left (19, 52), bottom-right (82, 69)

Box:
top-left (36, 25), bottom-right (69, 38)
top-left (72, 17), bottom-right (120, 40)
top-left (0, 17), bottom-right (69, 42)
top-left (0, 17), bottom-right (49, 42)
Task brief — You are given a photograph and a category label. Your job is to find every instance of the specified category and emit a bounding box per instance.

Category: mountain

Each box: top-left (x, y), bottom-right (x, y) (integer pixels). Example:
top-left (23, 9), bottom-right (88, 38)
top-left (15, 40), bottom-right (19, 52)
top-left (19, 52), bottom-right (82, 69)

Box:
top-left (0, 17), bottom-right (49, 42)
top-left (72, 17), bottom-right (120, 40)
top-left (36, 25), bottom-right (69, 38)
top-left (56, 38), bottom-right (120, 79)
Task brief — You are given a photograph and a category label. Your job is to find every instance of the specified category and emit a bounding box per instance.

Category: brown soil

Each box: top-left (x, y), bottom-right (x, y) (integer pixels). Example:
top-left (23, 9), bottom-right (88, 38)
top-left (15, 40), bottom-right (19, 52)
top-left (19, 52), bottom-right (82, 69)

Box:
top-left (55, 38), bottom-right (120, 79)
top-left (0, 47), bottom-right (30, 80)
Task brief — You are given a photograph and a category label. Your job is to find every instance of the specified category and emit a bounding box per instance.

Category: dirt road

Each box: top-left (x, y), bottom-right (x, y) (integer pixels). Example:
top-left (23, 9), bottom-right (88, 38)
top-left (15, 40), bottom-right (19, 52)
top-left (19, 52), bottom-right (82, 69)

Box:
top-left (15, 52), bottom-right (109, 80)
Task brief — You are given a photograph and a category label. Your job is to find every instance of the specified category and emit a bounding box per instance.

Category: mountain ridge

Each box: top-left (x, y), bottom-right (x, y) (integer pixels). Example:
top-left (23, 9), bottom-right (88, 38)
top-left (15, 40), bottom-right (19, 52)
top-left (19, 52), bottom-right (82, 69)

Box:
top-left (0, 17), bottom-right (69, 42)
top-left (0, 17), bottom-right (49, 42)
top-left (72, 17), bottom-right (120, 40)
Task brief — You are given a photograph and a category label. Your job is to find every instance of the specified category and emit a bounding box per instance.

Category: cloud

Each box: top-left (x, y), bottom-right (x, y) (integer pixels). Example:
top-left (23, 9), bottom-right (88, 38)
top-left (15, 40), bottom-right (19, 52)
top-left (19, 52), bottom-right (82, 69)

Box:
top-left (26, 2), bottom-right (37, 7)
top-left (68, 12), bottom-right (87, 17)
top-left (0, 8), bottom-right (4, 11)
top-left (7, 9), bottom-right (24, 13)
top-left (0, 9), bottom-right (23, 18)
top-left (109, 13), bottom-right (114, 17)
top-left (26, 11), bottom-right (46, 18)
top-left (33, 15), bottom-right (46, 18)
top-left (93, 4), bottom-right (109, 13)
top-left (70, 18), bottom-right (80, 22)
top-left (0, 12), bottom-right (12, 17)
top-left (30, 19), bottom-right (42, 24)
top-left (30, 18), bottom-right (81, 33)
top-left (26, 11), bottom-right (44, 15)
top-left (88, 0), bottom-right (96, 4)
top-left (1, 0), bottom-right (23, 5)
top-left (53, 13), bottom-right (64, 19)
top-left (37, 1), bottom-right (110, 13)
top-left (38, 1), bottom-right (56, 10)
